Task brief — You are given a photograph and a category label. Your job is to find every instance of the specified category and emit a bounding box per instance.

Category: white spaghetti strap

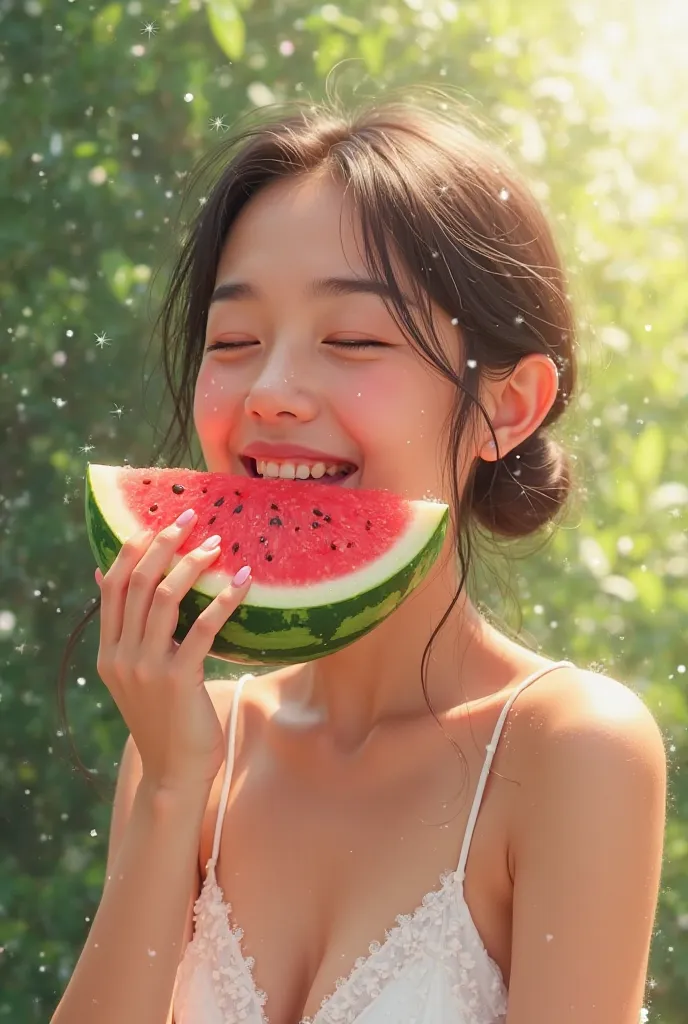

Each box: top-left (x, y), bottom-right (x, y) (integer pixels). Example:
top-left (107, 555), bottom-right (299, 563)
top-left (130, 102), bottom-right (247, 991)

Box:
top-left (455, 659), bottom-right (574, 880)
top-left (209, 673), bottom-right (253, 866)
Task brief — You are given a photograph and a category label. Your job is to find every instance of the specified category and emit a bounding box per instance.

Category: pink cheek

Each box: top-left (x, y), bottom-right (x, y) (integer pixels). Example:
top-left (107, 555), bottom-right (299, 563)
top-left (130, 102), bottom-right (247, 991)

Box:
top-left (193, 365), bottom-right (240, 438)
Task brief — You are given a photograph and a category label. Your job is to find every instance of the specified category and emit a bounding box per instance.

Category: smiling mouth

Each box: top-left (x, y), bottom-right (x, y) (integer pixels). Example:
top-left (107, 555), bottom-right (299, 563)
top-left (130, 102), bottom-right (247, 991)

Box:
top-left (240, 457), bottom-right (358, 484)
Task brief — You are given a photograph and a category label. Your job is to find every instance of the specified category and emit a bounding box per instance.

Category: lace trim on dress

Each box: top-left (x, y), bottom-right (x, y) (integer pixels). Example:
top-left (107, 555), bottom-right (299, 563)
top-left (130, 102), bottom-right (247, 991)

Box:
top-left (182, 858), bottom-right (269, 1024)
top-left (183, 858), bottom-right (507, 1024)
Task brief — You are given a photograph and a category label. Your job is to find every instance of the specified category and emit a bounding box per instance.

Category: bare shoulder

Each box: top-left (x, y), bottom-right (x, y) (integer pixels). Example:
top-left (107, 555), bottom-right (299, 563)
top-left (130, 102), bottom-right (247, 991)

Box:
top-left (502, 664), bottom-right (668, 1022)
top-left (512, 662), bottom-right (666, 766)
top-left (203, 674), bottom-right (239, 713)
top-left (203, 672), bottom-right (260, 750)
top-left (506, 663), bottom-right (668, 822)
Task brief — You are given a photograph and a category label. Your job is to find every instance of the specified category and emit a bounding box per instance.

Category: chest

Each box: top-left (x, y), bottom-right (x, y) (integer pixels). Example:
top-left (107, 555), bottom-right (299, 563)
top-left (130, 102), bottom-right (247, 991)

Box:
top-left (196, 723), bottom-right (515, 1023)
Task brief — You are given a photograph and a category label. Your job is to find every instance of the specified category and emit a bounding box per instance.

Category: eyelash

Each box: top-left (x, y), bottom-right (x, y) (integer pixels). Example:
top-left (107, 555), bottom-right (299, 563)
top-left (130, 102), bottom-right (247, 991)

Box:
top-left (206, 339), bottom-right (388, 351)
top-left (328, 339), bottom-right (388, 350)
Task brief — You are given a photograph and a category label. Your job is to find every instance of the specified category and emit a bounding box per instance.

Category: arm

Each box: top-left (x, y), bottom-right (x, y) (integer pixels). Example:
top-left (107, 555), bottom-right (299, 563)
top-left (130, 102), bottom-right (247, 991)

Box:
top-left (50, 732), bottom-right (204, 1024)
top-left (506, 674), bottom-right (667, 1024)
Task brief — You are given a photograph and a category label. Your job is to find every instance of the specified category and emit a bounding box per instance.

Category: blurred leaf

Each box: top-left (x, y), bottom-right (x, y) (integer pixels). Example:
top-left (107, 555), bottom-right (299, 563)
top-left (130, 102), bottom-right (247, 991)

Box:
top-left (207, 0), bottom-right (246, 61)
top-left (92, 3), bottom-right (123, 45)
top-left (358, 28), bottom-right (389, 76)
top-left (633, 422), bottom-right (666, 488)
top-left (99, 250), bottom-right (134, 304)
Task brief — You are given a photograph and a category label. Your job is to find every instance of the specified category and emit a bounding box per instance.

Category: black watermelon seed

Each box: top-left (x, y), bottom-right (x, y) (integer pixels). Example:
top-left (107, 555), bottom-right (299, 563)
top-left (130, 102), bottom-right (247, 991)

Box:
top-left (312, 508), bottom-right (323, 517)
top-left (142, 478), bottom-right (151, 485)
top-left (234, 489), bottom-right (241, 496)
top-left (311, 521), bottom-right (320, 529)
top-left (259, 536), bottom-right (266, 544)
top-left (265, 553), bottom-right (273, 561)
top-left (149, 504), bottom-right (158, 512)
top-left (208, 516), bottom-right (216, 526)
top-left (330, 542), bottom-right (337, 550)
top-left (233, 504), bottom-right (243, 514)
top-left (214, 496), bottom-right (225, 507)
top-left (270, 502), bottom-right (279, 511)
top-left (201, 487), bottom-right (207, 494)
top-left (295, 526), bottom-right (301, 532)
top-left (365, 520), bottom-right (371, 530)
top-left (323, 514), bottom-right (331, 523)
top-left (346, 541), bottom-right (353, 548)
top-left (269, 516), bottom-right (282, 527)
top-left (232, 542), bottom-right (239, 554)
top-left (172, 483), bottom-right (185, 494)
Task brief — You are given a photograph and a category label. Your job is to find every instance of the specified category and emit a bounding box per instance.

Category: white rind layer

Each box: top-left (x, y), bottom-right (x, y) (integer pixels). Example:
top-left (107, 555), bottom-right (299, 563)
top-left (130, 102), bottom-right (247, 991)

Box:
top-left (88, 464), bottom-right (448, 609)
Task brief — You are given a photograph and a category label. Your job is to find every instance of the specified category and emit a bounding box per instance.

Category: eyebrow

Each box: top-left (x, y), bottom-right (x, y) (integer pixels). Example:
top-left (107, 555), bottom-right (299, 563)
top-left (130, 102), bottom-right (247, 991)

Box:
top-left (209, 276), bottom-right (414, 307)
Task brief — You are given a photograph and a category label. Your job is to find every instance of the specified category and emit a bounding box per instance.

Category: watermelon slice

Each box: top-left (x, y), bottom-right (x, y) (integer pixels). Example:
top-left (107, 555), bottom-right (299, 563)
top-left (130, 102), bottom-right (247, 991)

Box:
top-left (85, 464), bottom-right (449, 665)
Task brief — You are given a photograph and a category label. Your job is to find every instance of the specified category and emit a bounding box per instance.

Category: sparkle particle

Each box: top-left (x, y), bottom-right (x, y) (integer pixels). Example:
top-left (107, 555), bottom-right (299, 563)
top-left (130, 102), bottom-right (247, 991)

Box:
top-left (94, 332), bottom-right (111, 349)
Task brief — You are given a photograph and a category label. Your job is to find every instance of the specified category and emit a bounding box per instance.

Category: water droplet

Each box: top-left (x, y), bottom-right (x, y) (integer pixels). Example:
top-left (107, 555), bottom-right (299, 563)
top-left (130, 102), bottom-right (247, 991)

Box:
top-left (0, 611), bottom-right (16, 633)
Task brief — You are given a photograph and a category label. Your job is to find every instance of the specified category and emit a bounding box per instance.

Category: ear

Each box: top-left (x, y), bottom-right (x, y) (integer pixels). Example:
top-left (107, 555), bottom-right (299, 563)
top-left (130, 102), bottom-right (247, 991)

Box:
top-left (478, 353), bottom-right (560, 461)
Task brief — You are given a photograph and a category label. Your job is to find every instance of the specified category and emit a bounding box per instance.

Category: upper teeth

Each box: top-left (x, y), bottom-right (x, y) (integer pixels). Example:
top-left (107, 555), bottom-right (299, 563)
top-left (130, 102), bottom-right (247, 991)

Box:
top-left (256, 459), bottom-right (350, 480)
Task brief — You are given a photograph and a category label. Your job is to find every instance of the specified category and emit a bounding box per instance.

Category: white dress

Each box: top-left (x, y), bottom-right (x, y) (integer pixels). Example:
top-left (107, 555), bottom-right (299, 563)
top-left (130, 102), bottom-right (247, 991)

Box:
top-left (173, 661), bottom-right (574, 1024)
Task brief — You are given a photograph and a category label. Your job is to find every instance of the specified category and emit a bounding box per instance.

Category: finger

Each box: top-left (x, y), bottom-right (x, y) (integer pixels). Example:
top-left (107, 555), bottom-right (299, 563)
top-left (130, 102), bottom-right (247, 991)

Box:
top-left (119, 508), bottom-right (199, 648)
top-left (140, 536), bottom-right (224, 656)
top-left (98, 528), bottom-right (154, 647)
top-left (172, 566), bottom-right (253, 675)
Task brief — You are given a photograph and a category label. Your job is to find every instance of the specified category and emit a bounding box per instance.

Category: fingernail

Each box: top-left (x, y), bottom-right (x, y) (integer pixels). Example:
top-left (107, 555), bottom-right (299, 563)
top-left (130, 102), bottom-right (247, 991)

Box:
top-left (201, 534), bottom-right (221, 550)
top-left (94, 567), bottom-right (103, 585)
top-left (175, 508), bottom-right (196, 527)
top-left (232, 564), bottom-right (251, 587)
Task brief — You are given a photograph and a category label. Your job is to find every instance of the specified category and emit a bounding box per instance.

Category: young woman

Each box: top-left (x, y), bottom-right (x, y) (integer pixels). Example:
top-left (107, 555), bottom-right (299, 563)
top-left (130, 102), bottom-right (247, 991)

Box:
top-left (52, 93), bottom-right (667, 1024)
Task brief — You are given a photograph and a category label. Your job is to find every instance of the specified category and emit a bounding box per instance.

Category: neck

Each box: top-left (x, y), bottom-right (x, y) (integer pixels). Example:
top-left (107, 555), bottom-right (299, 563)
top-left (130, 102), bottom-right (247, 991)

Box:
top-left (285, 555), bottom-right (491, 749)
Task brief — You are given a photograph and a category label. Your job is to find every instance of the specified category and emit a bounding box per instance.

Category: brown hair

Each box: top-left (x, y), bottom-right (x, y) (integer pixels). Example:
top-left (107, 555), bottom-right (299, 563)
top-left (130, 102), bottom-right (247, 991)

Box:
top-left (59, 89), bottom-right (577, 790)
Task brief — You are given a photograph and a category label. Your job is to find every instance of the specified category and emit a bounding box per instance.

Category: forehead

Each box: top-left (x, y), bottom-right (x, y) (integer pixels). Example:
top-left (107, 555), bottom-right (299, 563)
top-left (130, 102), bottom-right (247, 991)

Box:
top-left (214, 172), bottom-right (370, 283)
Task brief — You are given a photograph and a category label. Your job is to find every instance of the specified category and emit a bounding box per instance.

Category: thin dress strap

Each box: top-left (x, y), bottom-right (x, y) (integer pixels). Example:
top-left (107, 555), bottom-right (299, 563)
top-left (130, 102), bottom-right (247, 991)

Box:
top-left (456, 659), bottom-right (574, 880)
top-left (208, 673), bottom-right (253, 868)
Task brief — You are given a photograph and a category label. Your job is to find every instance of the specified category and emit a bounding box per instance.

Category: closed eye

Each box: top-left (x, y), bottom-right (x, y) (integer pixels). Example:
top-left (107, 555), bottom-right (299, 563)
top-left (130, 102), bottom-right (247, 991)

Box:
top-left (205, 339), bottom-right (391, 353)
top-left (205, 340), bottom-right (258, 351)
top-left (325, 339), bottom-right (391, 350)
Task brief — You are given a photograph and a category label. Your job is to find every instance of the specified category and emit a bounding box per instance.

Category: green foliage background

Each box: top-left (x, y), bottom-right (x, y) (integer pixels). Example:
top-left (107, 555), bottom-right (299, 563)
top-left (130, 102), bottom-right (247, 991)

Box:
top-left (1, 0), bottom-right (687, 1019)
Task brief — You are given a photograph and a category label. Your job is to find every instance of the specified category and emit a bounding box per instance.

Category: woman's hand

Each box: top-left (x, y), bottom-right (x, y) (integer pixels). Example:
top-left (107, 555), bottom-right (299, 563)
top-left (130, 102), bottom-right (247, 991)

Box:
top-left (95, 508), bottom-right (252, 796)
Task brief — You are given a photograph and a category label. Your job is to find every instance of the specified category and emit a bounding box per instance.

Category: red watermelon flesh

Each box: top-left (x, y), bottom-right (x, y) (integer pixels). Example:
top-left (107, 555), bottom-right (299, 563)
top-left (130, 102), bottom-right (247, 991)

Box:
top-left (118, 467), bottom-right (411, 586)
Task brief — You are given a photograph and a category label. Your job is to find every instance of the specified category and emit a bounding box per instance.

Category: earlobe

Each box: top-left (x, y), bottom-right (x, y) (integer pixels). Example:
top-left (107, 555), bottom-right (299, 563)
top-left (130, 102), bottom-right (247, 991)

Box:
top-left (479, 439), bottom-right (499, 462)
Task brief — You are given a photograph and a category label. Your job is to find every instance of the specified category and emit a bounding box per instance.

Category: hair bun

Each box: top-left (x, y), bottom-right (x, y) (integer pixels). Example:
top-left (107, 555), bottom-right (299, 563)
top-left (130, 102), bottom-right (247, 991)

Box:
top-left (471, 430), bottom-right (571, 538)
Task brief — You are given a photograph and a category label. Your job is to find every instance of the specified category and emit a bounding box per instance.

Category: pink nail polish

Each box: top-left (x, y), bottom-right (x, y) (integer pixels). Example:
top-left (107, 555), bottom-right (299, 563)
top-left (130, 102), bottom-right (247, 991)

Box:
top-left (175, 508), bottom-right (195, 526)
top-left (232, 565), bottom-right (251, 587)
top-left (201, 534), bottom-right (221, 550)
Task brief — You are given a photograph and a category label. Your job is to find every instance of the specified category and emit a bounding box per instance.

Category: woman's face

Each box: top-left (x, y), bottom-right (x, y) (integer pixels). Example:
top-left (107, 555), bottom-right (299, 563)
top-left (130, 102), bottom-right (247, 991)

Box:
top-left (194, 172), bottom-right (474, 504)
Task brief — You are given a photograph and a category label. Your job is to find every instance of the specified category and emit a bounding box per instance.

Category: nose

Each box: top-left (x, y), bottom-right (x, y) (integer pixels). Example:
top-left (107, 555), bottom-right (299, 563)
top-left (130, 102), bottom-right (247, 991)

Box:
top-left (244, 353), bottom-right (318, 424)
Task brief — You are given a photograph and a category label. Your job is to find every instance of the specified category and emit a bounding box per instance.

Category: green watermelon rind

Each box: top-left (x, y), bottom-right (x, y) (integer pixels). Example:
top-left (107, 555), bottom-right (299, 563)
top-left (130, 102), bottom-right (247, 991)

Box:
top-left (85, 465), bottom-right (449, 666)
